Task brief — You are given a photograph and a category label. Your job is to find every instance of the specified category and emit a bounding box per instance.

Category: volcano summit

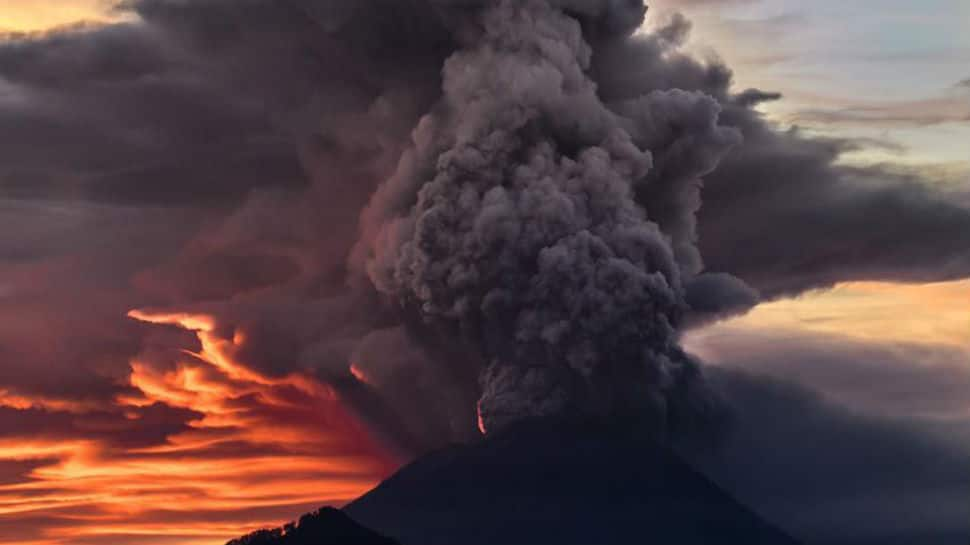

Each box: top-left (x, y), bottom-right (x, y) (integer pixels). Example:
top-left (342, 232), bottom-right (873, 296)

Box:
top-left (231, 420), bottom-right (798, 545)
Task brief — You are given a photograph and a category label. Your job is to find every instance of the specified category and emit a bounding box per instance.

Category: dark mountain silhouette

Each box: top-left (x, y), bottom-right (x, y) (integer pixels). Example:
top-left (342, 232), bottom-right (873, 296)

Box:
top-left (227, 420), bottom-right (799, 545)
top-left (225, 507), bottom-right (398, 545)
top-left (345, 420), bottom-right (798, 545)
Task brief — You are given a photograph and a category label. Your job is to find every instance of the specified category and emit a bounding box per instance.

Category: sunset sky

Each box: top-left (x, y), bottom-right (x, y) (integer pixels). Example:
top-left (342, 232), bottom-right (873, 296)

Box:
top-left (0, 1), bottom-right (967, 544)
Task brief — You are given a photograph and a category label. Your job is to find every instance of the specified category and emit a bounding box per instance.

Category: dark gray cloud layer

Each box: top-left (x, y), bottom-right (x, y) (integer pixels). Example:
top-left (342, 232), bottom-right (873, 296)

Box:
top-left (685, 328), bottom-right (970, 543)
top-left (697, 329), bottom-right (970, 419)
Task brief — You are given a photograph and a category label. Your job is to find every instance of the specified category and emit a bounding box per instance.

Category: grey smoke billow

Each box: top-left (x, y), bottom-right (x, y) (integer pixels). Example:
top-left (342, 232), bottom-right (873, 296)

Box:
top-left (352, 0), bottom-right (739, 433)
top-left (586, 11), bottom-right (970, 298)
top-left (2, 0), bottom-right (970, 450)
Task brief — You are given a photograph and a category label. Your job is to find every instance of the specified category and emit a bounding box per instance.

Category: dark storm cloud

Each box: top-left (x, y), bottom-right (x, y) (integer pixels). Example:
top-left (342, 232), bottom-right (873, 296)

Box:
top-left (0, 24), bottom-right (303, 206)
top-left (683, 327), bottom-right (970, 542)
top-left (0, 403), bottom-right (201, 448)
top-left (694, 367), bottom-right (970, 545)
top-left (0, 0), bottom-right (458, 451)
top-left (682, 272), bottom-right (760, 327)
top-left (0, 0), bottom-right (459, 207)
top-left (0, 200), bottom-right (201, 404)
top-left (730, 88), bottom-right (782, 109)
top-left (702, 143), bottom-right (970, 297)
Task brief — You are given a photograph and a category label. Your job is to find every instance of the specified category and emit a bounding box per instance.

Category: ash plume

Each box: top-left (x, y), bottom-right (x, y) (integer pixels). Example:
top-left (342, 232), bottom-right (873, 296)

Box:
top-left (4, 0), bottom-right (970, 457)
top-left (352, 0), bottom-right (739, 434)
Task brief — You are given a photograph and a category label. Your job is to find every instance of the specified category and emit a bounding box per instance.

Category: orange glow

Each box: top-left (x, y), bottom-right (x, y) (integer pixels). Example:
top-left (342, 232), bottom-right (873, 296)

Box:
top-left (130, 309), bottom-right (289, 385)
top-left (0, 310), bottom-right (399, 545)
top-left (349, 363), bottom-right (371, 386)
top-left (127, 309), bottom-right (217, 333)
top-left (476, 402), bottom-right (487, 435)
top-left (0, 0), bottom-right (128, 33)
top-left (0, 439), bottom-right (96, 462)
top-left (0, 390), bottom-right (104, 413)
top-left (689, 280), bottom-right (970, 350)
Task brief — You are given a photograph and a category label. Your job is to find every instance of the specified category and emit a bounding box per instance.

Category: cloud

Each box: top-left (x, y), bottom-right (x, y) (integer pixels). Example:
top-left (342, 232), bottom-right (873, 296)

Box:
top-left (702, 153), bottom-right (970, 297)
top-left (690, 327), bottom-right (970, 419)
top-left (786, 78), bottom-right (970, 128)
top-left (731, 88), bottom-right (783, 109)
top-left (589, 22), bottom-right (970, 298)
top-left (694, 367), bottom-right (970, 545)
top-left (0, 403), bottom-right (201, 448)
top-left (0, 309), bottom-right (397, 545)
top-left (656, 0), bottom-right (759, 6)
top-left (0, 1), bottom-right (124, 33)
top-left (793, 96), bottom-right (970, 127)
top-left (0, 200), bottom-right (204, 408)
top-left (683, 325), bottom-right (970, 541)
top-left (0, 1), bottom-right (969, 542)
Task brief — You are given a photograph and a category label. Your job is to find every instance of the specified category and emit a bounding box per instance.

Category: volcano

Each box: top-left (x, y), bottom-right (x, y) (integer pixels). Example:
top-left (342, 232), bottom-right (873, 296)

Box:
top-left (229, 420), bottom-right (799, 545)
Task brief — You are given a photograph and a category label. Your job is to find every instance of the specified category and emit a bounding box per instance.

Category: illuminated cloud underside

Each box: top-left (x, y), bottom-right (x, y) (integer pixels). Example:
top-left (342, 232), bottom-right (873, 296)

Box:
top-left (693, 280), bottom-right (970, 349)
top-left (0, 0), bottom-right (125, 33)
top-left (0, 312), bottom-right (394, 545)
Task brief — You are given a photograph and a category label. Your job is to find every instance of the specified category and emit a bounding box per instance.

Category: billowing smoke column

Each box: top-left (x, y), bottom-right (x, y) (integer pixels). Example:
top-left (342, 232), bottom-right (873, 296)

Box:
top-left (353, 0), bottom-right (740, 433)
top-left (7, 0), bottom-right (969, 464)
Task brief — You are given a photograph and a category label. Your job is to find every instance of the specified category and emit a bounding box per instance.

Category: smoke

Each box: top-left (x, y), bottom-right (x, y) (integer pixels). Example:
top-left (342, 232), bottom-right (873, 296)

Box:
top-left (349, 0), bottom-right (740, 434)
top-left (3, 0), bottom-right (970, 454)
top-left (6, 2), bottom-right (970, 541)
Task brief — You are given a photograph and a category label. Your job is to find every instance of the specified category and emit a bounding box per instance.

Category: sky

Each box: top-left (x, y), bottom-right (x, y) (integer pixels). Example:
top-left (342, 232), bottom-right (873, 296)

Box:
top-left (659, 0), bottom-right (970, 169)
top-left (0, 1), bottom-right (968, 544)
top-left (654, 0), bottom-right (970, 410)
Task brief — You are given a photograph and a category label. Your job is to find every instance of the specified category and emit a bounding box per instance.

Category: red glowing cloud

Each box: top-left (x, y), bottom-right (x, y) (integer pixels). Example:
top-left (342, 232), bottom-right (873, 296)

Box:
top-left (0, 310), bottom-right (398, 545)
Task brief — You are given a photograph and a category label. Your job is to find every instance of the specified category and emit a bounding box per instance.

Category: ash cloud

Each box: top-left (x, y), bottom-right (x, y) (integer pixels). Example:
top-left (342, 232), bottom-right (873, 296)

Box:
top-left (0, 0), bottom-right (968, 445)
top-left (586, 14), bottom-right (970, 298)
top-left (0, 1), bottom-right (969, 532)
top-left (353, 0), bottom-right (738, 433)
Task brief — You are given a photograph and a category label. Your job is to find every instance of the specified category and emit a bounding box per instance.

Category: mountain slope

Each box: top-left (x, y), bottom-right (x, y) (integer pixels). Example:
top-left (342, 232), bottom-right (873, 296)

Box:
top-left (344, 421), bottom-right (799, 545)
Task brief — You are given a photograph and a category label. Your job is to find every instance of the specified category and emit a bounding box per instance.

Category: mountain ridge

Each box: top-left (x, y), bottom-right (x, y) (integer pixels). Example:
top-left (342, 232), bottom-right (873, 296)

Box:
top-left (344, 419), bottom-right (799, 545)
top-left (225, 419), bottom-right (799, 544)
